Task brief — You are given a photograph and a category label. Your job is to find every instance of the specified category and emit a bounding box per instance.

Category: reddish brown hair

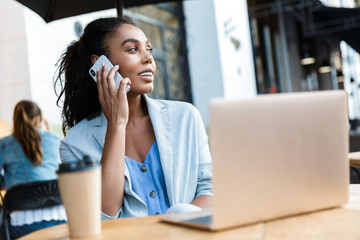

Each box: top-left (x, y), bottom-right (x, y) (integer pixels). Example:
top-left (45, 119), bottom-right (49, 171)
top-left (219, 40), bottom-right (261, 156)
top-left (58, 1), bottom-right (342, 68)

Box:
top-left (13, 100), bottom-right (43, 166)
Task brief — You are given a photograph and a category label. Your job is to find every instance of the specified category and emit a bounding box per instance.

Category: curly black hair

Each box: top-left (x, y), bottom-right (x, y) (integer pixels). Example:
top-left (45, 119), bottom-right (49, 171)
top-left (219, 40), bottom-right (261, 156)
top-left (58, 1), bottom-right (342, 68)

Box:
top-left (54, 17), bottom-right (133, 135)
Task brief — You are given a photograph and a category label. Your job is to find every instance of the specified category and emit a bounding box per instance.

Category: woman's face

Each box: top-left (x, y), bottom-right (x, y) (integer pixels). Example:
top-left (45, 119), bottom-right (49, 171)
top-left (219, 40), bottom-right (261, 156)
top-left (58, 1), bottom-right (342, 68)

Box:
top-left (106, 24), bottom-right (156, 95)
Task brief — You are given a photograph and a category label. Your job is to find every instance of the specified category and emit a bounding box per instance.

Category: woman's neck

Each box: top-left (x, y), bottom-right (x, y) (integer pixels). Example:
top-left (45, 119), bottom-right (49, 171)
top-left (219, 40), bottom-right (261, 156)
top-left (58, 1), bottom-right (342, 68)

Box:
top-left (127, 95), bottom-right (148, 121)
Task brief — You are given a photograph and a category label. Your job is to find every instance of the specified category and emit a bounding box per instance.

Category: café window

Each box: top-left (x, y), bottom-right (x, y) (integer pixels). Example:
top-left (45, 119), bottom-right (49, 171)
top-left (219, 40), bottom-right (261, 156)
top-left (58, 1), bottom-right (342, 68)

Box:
top-left (249, 16), bottom-right (283, 94)
top-left (125, 3), bottom-right (192, 103)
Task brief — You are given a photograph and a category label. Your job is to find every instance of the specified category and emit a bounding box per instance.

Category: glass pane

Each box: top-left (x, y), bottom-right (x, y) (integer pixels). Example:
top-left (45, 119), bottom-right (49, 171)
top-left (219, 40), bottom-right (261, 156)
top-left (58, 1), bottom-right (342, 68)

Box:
top-left (149, 58), bottom-right (167, 99)
top-left (138, 20), bottom-right (162, 51)
top-left (165, 29), bottom-right (186, 100)
top-left (127, 3), bottom-right (191, 102)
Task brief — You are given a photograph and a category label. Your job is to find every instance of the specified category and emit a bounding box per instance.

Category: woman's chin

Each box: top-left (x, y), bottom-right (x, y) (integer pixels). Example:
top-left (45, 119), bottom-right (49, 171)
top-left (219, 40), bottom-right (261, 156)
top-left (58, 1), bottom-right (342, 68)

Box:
top-left (141, 85), bottom-right (154, 94)
top-left (128, 86), bottom-right (153, 95)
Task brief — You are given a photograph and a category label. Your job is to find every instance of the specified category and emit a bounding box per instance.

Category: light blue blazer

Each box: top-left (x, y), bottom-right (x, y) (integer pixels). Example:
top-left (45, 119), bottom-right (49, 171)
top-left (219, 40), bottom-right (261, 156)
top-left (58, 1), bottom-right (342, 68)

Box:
top-left (59, 95), bottom-right (213, 218)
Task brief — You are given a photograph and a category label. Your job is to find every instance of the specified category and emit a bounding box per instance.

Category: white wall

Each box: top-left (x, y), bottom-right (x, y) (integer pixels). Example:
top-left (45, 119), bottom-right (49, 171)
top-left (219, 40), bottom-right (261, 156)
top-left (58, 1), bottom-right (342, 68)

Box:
top-left (0, 0), bottom-right (30, 127)
top-left (24, 8), bottom-right (117, 127)
top-left (183, 0), bottom-right (224, 127)
top-left (213, 0), bottom-right (257, 99)
top-left (0, 0), bottom-right (116, 132)
top-left (1, 0), bottom-right (258, 130)
top-left (184, 0), bottom-right (257, 126)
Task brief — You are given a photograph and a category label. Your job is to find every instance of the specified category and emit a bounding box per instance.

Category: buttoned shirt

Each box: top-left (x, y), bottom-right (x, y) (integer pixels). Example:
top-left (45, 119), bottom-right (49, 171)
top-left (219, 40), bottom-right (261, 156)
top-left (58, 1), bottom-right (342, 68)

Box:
top-left (126, 140), bottom-right (170, 215)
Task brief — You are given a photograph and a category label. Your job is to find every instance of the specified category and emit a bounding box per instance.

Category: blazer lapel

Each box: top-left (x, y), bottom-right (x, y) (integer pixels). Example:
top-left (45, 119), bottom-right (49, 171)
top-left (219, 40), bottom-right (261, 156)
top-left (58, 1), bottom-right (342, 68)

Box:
top-left (144, 95), bottom-right (174, 205)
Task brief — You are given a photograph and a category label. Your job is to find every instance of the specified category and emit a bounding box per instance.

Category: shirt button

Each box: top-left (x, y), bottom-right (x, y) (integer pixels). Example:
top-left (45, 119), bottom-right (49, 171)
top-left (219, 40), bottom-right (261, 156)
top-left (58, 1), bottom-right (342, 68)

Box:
top-left (149, 191), bottom-right (156, 198)
top-left (140, 165), bottom-right (147, 173)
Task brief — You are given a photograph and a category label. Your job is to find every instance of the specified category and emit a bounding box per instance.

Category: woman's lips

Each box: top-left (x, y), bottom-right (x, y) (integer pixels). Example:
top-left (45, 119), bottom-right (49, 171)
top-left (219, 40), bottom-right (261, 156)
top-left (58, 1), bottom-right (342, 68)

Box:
top-left (138, 72), bottom-right (154, 82)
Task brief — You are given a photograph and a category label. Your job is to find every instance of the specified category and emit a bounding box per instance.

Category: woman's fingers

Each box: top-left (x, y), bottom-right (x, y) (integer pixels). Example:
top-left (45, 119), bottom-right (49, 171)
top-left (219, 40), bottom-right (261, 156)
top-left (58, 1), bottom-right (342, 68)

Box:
top-left (96, 68), bottom-right (104, 101)
top-left (107, 64), bottom-right (119, 90)
top-left (118, 78), bottom-right (131, 96)
top-left (95, 63), bottom-right (129, 126)
top-left (101, 63), bottom-right (110, 96)
top-left (97, 62), bottom-right (131, 107)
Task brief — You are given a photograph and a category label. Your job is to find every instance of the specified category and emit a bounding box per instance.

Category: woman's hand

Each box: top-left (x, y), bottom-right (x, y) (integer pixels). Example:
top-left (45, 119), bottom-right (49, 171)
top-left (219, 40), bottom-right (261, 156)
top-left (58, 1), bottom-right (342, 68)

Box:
top-left (191, 195), bottom-right (213, 209)
top-left (96, 62), bottom-right (130, 216)
top-left (97, 63), bottom-right (131, 128)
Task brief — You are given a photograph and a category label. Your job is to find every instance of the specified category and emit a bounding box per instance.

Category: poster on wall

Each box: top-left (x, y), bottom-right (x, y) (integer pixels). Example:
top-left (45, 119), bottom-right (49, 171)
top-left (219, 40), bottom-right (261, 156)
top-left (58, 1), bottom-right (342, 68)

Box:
top-left (213, 0), bottom-right (257, 98)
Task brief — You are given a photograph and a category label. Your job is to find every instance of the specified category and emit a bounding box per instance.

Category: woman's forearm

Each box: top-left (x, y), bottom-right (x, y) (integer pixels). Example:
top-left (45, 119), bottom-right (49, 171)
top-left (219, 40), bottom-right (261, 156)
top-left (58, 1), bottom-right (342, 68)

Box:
top-left (100, 124), bottom-right (126, 217)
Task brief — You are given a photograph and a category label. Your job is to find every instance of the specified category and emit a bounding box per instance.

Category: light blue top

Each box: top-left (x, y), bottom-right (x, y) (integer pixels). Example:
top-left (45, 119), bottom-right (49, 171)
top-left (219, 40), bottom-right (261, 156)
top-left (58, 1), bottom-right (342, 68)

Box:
top-left (0, 130), bottom-right (61, 188)
top-left (60, 95), bottom-right (213, 219)
top-left (125, 140), bottom-right (170, 215)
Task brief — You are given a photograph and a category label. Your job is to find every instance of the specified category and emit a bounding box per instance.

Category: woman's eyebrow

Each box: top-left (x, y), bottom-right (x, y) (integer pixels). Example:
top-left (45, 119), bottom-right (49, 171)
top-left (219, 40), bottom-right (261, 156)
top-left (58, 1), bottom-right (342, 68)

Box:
top-left (122, 38), bottom-right (138, 46)
top-left (121, 38), bottom-right (150, 46)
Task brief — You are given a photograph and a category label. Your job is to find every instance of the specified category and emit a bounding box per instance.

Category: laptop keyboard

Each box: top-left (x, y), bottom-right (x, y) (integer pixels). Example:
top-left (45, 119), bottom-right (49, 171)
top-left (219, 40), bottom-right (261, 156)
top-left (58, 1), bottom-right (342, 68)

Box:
top-left (184, 215), bottom-right (213, 225)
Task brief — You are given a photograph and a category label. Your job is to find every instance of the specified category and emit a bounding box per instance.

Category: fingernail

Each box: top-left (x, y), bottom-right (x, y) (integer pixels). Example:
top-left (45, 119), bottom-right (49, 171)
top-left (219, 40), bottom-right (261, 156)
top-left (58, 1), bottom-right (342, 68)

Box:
top-left (114, 65), bottom-right (119, 68)
top-left (102, 62), bottom-right (105, 67)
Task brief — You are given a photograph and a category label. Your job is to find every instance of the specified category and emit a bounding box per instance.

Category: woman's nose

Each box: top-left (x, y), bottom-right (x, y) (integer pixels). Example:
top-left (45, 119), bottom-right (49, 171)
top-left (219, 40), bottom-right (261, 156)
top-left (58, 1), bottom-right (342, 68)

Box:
top-left (143, 51), bottom-right (154, 64)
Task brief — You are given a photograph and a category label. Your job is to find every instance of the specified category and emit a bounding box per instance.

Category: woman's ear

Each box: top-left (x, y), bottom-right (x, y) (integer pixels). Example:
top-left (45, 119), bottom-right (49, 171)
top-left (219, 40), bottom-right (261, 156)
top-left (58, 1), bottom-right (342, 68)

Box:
top-left (91, 55), bottom-right (100, 65)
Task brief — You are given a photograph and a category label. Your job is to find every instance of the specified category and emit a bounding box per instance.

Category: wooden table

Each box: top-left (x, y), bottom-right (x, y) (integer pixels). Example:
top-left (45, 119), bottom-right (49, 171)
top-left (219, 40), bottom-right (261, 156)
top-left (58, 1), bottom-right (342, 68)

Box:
top-left (19, 185), bottom-right (360, 240)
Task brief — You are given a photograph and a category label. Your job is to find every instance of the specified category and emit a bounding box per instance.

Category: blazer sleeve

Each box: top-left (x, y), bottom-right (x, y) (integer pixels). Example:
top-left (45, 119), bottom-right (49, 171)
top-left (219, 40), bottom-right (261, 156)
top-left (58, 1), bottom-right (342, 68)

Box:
top-left (193, 107), bottom-right (213, 198)
top-left (59, 138), bottom-right (85, 163)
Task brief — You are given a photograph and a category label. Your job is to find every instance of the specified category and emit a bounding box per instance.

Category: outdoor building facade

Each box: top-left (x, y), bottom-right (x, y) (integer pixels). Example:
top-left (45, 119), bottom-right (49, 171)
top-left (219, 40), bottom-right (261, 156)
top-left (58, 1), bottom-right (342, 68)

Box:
top-left (0, 0), bottom-right (255, 133)
top-left (247, 0), bottom-right (360, 121)
top-left (1, 0), bottom-right (360, 135)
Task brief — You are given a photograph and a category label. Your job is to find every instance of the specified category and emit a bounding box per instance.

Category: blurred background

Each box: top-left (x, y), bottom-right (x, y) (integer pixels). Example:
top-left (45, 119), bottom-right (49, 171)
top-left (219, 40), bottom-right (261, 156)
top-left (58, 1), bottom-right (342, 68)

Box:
top-left (1, 0), bottom-right (360, 139)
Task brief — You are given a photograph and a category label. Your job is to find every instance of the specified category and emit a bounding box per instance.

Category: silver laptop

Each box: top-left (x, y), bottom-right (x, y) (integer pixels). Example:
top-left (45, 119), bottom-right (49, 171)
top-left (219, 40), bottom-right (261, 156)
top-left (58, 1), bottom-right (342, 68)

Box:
top-left (161, 90), bottom-right (349, 231)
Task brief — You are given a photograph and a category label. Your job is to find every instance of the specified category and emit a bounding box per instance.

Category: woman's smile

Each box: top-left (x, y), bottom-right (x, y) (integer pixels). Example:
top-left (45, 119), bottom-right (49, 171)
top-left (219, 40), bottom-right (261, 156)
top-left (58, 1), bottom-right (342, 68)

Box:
top-left (137, 69), bottom-right (154, 82)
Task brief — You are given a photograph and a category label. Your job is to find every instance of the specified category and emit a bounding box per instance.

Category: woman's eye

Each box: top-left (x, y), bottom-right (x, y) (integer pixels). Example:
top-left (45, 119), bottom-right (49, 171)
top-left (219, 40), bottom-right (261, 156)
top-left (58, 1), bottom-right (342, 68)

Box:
top-left (128, 47), bottom-right (137, 52)
top-left (148, 48), bottom-right (153, 54)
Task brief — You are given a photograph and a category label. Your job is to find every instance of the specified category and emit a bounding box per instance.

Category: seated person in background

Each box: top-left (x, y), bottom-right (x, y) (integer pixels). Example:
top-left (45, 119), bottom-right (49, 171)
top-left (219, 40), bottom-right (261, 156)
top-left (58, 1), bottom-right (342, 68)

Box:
top-left (55, 17), bottom-right (213, 219)
top-left (0, 100), bottom-right (66, 239)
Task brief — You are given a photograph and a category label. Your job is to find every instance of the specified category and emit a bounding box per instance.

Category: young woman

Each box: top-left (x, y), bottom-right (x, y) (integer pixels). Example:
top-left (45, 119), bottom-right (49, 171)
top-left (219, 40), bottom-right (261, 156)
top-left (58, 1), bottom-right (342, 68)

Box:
top-left (0, 100), bottom-right (66, 238)
top-left (55, 17), bottom-right (213, 219)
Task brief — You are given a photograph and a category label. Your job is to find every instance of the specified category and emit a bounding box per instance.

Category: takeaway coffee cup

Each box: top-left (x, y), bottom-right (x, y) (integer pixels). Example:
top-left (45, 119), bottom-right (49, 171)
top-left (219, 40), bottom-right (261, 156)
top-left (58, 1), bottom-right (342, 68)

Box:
top-left (57, 156), bottom-right (102, 238)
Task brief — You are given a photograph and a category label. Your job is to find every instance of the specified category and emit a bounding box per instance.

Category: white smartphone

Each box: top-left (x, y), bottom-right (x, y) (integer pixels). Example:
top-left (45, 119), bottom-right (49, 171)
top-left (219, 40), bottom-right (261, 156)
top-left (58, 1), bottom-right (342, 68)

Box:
top-left (89, 55), bottom-right (130, 92)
